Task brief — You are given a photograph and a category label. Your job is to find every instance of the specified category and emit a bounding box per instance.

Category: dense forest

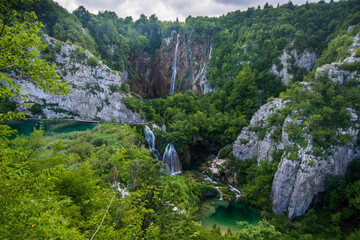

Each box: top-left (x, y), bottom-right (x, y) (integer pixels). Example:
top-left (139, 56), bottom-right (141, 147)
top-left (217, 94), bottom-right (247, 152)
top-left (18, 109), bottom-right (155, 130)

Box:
top-left (1, 0), bottom-right (360, 239)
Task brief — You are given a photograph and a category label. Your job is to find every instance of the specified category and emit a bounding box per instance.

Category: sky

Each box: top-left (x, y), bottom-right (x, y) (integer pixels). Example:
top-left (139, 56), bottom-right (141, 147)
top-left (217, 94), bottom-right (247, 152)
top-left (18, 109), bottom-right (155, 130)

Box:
top-left (55, 0), bottom-right (321, 21)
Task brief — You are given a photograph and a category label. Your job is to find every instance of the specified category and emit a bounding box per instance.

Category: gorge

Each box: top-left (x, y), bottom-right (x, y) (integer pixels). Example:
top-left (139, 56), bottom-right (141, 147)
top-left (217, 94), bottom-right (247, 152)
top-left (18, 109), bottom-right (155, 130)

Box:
top-left (2, 0), bottom-right (360, 239)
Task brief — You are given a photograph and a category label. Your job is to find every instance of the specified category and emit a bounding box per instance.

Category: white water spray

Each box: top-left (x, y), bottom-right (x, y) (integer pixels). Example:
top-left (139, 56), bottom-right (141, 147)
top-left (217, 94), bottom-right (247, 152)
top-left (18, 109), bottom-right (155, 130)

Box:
top-left (215, 145), bottom-right (229, 160)
top-left (145, 125), bottom-right (159, 159)
top-left (228, 184), bottom-right (242, 199)
top-left (170, 33), bottom-right (180, 95)
top-left (162, 143), bottom-right (182, 174)
top-left (204, 175), bottom-right (223, 201)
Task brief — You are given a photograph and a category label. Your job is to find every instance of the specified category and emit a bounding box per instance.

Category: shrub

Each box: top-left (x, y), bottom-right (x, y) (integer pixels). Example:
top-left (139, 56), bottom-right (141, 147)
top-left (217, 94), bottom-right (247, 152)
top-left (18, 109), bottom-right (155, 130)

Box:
top-left (87, 56), bottom-right (98, 67)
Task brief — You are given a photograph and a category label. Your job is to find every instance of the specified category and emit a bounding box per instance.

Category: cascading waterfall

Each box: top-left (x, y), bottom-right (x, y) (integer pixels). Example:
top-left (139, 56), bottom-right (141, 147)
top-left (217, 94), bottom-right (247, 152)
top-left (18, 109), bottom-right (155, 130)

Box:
top-left (204, 175), bottom-right (223, 201)
top-left (228, 184), bottom-right (242, 199)
top-left (145, 125), bottom-right (159, 159)
top-left (145, 125), bottom-right (155, 150)
top-left (170, 33), bottom-right (180, 95)
top-left (215, 145), bottom-right (229, 159)
top-left (193, 42), bottom-right (212, 87)
top-left (162, 143), bottom-right (182, 174)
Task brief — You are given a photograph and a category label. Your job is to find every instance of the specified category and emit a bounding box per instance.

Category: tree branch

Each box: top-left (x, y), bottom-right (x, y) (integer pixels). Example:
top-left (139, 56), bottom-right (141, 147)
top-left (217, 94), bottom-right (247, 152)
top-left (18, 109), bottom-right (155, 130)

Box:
top-left (90, 192), bottom-right (116, 240)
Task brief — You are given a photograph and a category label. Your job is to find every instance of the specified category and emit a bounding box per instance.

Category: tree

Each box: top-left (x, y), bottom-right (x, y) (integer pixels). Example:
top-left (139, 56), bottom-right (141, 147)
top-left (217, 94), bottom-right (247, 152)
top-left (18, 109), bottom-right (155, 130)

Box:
top-left (0, 0), bottom-right (70, 122)
top-left (234, 221), bottom-right (282, 239)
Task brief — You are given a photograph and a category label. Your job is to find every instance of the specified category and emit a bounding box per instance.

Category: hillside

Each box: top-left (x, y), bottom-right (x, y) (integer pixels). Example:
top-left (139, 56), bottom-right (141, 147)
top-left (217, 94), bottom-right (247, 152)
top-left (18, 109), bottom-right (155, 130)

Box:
top-left (1, 0), bottom-right (360, 239)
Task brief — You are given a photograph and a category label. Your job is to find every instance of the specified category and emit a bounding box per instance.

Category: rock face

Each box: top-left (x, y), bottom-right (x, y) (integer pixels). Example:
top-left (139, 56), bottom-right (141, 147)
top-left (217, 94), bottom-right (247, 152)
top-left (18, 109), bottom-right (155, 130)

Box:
top-left (207, 158), bottom-right (238, 185)
top-left (233, 34), bottom-right (360, 219)
top-left (130, 31), bottom-right (213, 98)
top-left (233, 99), bottom-right (288, 163)
top-left (281, 137), bottom-right (359, 218)
top-left (316, 34), bottom-right (360, 84)
top-left (233, 98), bottom-right (359, 219)
top-left (12, 36), bottom-right (143, 123)
top-left (270, 49), bottom-right (316, 85)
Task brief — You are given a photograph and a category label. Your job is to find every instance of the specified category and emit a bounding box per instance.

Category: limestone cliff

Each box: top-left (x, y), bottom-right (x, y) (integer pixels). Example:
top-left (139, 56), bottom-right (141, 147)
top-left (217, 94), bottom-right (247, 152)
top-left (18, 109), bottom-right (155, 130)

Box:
top-left (233, 34), bottom-right (360, 219)
top-left (129, 31), bottom-right (213, 98)
top-left (270, 48), bottom-right (316, 85)
top-left (11, 36), bottom-right (143, 123)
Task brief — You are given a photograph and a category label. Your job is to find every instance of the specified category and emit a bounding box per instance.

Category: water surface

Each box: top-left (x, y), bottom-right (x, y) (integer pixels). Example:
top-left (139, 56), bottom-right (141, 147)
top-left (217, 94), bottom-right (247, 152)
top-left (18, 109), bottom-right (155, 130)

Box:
top-left (7, 120), bottom-right (97, 136)
top-left (200, 199), bottom-right (260, 232)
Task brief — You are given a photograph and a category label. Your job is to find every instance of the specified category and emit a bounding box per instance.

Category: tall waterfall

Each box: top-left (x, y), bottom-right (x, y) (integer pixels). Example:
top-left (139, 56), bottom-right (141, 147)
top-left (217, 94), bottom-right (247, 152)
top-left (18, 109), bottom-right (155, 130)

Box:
top-left (209, 44), bottom-right (212, 59)
top-left (162, 143), bottom-right (182, 174)
top-left (170, 33), bottom-right (180, 95)
top-left (145, 125), bottom-right (159, 159)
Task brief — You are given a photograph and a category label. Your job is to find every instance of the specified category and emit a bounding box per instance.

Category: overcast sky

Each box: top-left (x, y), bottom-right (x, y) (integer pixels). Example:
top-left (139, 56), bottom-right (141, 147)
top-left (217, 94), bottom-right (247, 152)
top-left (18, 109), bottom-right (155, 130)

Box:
top-left (55, 0), bottom-right (322, 21)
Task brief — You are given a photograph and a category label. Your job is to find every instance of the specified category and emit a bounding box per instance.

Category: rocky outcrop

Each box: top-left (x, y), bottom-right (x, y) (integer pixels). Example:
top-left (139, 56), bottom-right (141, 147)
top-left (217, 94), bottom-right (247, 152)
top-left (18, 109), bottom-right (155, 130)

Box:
top-left (12, 36), bottom-right (143, 123)
top-left (234, 34), bottom-right (360, 219)
top-left (207, 158), bottom-right (238, 185)
top-left (233, 97), bottom-right (359, 219)
top-left (130, 31), bottom-right (213, 98)
top-left (282, 135), bottom-right (359, 218)
top-left (270, 49), bottom-right (316, 85)
top-left (233, 99), bottom-right (288, 163)
top-left (316, 34), bottom-right (360, 84)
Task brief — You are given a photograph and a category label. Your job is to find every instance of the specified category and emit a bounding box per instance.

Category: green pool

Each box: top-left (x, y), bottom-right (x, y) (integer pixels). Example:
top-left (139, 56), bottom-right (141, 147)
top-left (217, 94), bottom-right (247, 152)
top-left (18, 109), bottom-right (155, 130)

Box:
top-left (200, 199), bottom-right (260, 232)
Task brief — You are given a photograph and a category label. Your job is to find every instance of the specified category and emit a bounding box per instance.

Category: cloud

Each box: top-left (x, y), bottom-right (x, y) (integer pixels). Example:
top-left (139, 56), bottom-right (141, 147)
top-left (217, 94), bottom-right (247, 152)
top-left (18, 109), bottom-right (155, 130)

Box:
top-left (54, 0), bottom-right (321, 21)
top-left (213, 0), bottom-right (259, 5)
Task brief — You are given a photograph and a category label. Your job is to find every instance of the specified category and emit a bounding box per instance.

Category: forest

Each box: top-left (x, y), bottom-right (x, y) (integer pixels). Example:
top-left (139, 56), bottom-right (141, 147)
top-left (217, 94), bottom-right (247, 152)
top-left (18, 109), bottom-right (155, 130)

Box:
top-left (1, 0), bottom-right (360, 239)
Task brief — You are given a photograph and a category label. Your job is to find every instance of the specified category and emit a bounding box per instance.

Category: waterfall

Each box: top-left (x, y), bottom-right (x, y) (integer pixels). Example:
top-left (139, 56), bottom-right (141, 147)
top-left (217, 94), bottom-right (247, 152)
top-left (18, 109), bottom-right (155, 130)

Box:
top-left (215, 145), bottom-right (229, 160)
top-left (193, 42), bottom-right (212, 87)
top-left (170, 33), bottom-right (180, 95)
top-left (216, 187), bottom-right (223, 201)
top-left (145, 125), bottom-right (155, 150)
top-left (145, 125), bottom-right (159, 159)
top-left (152, 124), bottom-right (161, 131)
top-left (209, 44), bottom-right (212, 59)
top-left (162, 143), bottom-right (182, 174)
top-left (112, 182), bottom-right (129, 198)
top-left (228, 184), bottom-right (242, 198)
top-left (204, 175), bottom-right (223, 201)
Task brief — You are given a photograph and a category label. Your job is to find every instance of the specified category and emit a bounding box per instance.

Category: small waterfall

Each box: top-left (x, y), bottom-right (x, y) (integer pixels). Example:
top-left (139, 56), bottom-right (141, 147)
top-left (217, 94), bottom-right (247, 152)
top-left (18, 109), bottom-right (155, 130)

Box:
top-left (215, 145), bottom-right (229, 160)
top-left (228, 184), bottom-right (242, 198)
top-left (204, 175), bottom-right (223, 201)
top-left (217, 187), bottom-right (223, 201)
top-left (152, 124), bottom-right (161, 131)
top-left (170, 33), bottom-right (180, 95)
top-left (162, 143), bottom-right (182, 174)
top-left (145, 125), bottom-right (159, 159)
top-left (112, 182), bottom-right (129, 198)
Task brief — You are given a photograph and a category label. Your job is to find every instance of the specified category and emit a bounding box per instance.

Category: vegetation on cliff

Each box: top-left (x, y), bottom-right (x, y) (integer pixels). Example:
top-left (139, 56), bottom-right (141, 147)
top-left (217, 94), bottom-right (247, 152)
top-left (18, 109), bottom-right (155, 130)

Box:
top-left (2, 0), bottom-right (360, 239)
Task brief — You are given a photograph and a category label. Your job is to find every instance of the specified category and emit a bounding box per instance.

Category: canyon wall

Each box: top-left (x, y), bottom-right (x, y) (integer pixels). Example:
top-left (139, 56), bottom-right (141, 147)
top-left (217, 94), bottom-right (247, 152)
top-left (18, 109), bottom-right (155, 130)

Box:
top-left (129, 31), bottom-right (213, 98)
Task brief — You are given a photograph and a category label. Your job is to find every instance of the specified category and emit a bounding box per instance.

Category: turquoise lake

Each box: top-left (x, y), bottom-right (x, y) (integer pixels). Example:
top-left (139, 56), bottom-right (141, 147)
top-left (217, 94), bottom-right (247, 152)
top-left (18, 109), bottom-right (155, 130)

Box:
top-left (6, 120), bottom-right (98, 136)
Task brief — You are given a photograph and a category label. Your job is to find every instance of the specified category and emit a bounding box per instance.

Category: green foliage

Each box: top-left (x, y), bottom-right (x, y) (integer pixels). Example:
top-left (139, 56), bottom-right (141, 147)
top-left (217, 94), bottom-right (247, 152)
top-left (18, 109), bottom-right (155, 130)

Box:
top-left (242, 160), bottom-right (279, 210)
top-left (87, 55), bottom-right (98, 67)
top-left (120, 83), bottom-right (131, 93)
top-left (233, 220), bottom-right (281, 240)
top-left (0, 0), bottom-right (70, 122)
